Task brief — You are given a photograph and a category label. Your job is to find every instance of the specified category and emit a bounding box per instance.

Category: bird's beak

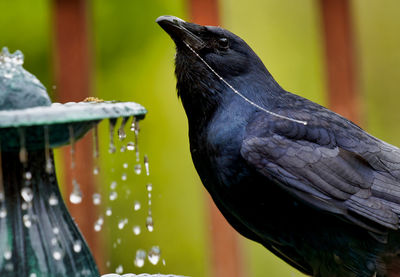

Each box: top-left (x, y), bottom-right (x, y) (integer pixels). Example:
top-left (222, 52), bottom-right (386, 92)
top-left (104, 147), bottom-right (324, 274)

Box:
top-left (156, 15), bottom-right (205, 50)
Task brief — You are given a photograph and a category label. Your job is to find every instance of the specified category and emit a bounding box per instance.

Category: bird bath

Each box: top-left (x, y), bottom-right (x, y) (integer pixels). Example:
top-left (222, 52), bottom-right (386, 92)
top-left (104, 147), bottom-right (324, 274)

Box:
top-left (0, 47), bottom-right (146, 276)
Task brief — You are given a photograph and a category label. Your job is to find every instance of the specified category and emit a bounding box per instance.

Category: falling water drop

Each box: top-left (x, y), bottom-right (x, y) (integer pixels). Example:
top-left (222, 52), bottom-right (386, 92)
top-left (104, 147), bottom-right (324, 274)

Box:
top-left (21, 202), bottom-right (29, 210)
top-left (162, 259), bottom-right (166, 266)
top-left (106, 207), bottom-right (112, 216)
top-left (146, 183), bottom-right (153, 192)
top-left (146, 216), bottom-right (154, 232)
top-left (108, 118), bottom-right (117, 154)
top-left (118, 220), bottom-right (125, 230)
top-left (93, 125), bottom-right (100, 175)
top-left (134, 249), bottom-right (146, 268)
top-left (48, 193), bottom-right (59, 206)
top-left (118, 117), bottom-right (129, 141)
top-left (123, 163), bottom-right (128, 169)
top-left (73, 240), bottom-right (82, 253)
top-left (68, 125), bottom-right (76, 169)
top-left (133, 225), bottom-right (141, 235)
top-left (92, 193), bottom-right (101, 205)
top-left (0, 207), bottom-right (7, 218)
top-left (24, 171), bottom-right (32, 180)
top-left (115, 265), bottom-right (123, 274)
top-left (18, 127), bottom-right (28, 165)
top-left (134, 201), bottom-right (141, 211)
top-left (53, 227), bottom-right (60, 235)
top-left (126, 142), bottom-right (135, 151)
top-left (144, 155), bottom-right (150, 176)
top-left (44, 125), bottom-right (53, 174)
top-left (120, 145), bottom-right (126, 152)
top-left (21, 187), bottom-right (34, 202)
top-left (134, 164), bottom-right (142, 175)
top-left (93, 125), bottom-right (100, 159)
top-left (131, 116), bottom-right (140, 162)
top-left (93, 166), bottom-right (99, 175)
top-left (69, 180), bottom-right (82, 204)
top-left (3, 249), bottom-right (12, 260)
top-left (148, 246), bottom-right (161, 265)
top-left (52, 247), bottom-right (64, 261)
top-left (110, 181), bottom-right (117, 190)
top-left (94, 216), bottom-right (104, 232)
top-left (121, 173), bottom-right (127, 181)
top-left (23, 214), bottom-right (32, 228)
top-left (109, 191), bottom-right (118, 201)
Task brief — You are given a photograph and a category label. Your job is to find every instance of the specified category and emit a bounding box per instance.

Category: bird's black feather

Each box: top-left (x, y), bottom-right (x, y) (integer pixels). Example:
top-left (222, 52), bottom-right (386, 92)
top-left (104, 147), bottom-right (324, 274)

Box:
top-left (157, 15), bottom-right (400, 277)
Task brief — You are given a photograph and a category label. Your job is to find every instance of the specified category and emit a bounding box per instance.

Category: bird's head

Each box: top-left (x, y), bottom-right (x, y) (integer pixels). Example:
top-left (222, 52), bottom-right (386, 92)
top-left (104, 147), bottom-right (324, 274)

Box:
top-left (157, 15), bottom-right (280, 122)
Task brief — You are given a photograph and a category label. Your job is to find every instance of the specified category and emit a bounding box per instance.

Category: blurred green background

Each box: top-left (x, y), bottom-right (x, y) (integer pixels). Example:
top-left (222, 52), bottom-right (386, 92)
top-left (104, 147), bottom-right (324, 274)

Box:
top-left (1, 0), bottom-right (400, 276)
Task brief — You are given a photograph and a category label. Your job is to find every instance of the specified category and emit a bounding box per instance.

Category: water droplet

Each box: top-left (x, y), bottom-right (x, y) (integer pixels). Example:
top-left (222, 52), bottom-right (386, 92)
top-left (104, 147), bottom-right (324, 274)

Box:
top-left (144, 155), bottom-right (150, 176)
top-left (133, 225), bottom-right (141, 235)
top-left (4, 249), bottom-right (12, 260)
top-left (93, 166), bottom-right (99, 175)
top-left (120, 145), bottom-right (126, 152)
top-left (52, 248), bottom-right (64, 260)
top-left (162, 259), bottom-right (166, 266)
top-left (93, 125), bottom-right (100, 159)
top-left (5, 262), bottom-right (13, 271)
top-left (118, 218), bottom-right (128, 230)
top-left (92, 193), bottom-right (101, 205)
top-left (69, 125), bottom-right (76, 169)
top-left (51, 237), bottom-right (58, 246)
top-left (30, 273), bottom-right (37, 277)
top-left (110, 181), bottom-right (117, 190)
top-left (23, 214), bottom-right (32, 228)
top-left (109, 144), bottom-right (116, 154)
top-left (69, 180), bottom-right (82, 204)
top-left (123, 163), bottom-right (128, 169)
top-left (106, 207), bottom-right (112, 216)
top-left (0, 207), bottom-right (7, 218)
top-left (118, 117), bottom-right (129, 141)
top-left (148, 246), bottom-right (161, 265)
top-left (45, 160), bottom-right (53, 174)
top-left (21, 202), bottom-right (29, 210)
top-left (94, 216), bottom-right (104, 232)
top-left (21, 187), bottom-right (33, 202)
top-left (134, 164), bottom-right (142, 175)
top-left (121, 173), bottom-right (127, 181)
top-left (117, 238), bottom-right (122, 244)
top-left (44, 125), bottom-right (53, 174)
top-left (146, 216), bottom-right (154, 232)
top-left (115, 265), bottom-right (123, 274)
top-left (73, 240), bottom-right (82, 253)
top-left (48, 193), bottom-right (59, 206)
top-left (106, 261), bottom-right (111, 268)
top-left (108, 118), bottom-right (117, 154)
top-left (24, 171), bottom-right (32, 180)
top-left (126, 142), bottom-right (135, 151)
top-left (134, 201), bottom-right (141, 211)
top-left (146, 183), bottom-right (153, 192)
top-left (134, 249), bottom-right (146, 268)
top-left (53, 227), bottom-right (60, 235)
top-left (109, 191), bottom-right (118, 201)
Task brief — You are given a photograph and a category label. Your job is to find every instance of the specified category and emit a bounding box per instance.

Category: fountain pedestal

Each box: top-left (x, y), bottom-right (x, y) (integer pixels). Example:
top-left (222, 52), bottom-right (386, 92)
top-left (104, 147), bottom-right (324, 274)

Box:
top-left (0, 150), bottom-right (98, 276)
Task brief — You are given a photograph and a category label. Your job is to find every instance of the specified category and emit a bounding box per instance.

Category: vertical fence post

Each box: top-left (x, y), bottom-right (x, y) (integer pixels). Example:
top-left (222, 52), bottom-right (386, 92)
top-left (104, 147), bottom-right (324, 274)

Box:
top-left (319, 0), bottom-right (360, 123)
top-left (189, 1), bottom-right (245, 276)
top-left (52, 0), bottom-right (103, 272)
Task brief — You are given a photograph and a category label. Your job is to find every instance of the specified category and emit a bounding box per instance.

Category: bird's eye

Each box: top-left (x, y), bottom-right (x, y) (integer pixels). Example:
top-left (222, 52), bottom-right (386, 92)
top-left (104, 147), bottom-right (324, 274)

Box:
top-left (218, 38), bottom-right (229, 49)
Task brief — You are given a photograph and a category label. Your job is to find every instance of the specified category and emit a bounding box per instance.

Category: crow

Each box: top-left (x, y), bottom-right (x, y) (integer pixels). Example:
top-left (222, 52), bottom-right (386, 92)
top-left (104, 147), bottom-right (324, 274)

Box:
top-left (157, 15), bottom-right (400, 277)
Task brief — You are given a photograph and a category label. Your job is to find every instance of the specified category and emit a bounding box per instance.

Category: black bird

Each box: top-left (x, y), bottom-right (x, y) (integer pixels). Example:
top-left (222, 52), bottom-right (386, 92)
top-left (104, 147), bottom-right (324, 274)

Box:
top-left (157, 15), bottom-right (400, 277)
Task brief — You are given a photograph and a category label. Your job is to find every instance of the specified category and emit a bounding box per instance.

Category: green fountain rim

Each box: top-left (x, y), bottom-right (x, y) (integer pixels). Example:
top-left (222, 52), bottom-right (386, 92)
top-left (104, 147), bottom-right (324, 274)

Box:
top-left (0, 101), bottom-right (147, 128)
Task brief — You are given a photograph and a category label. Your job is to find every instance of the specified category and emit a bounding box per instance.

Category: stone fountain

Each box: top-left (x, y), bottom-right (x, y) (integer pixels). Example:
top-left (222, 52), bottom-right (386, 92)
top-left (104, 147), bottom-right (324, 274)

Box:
top-left (0, 47), bottom-right (146, 276)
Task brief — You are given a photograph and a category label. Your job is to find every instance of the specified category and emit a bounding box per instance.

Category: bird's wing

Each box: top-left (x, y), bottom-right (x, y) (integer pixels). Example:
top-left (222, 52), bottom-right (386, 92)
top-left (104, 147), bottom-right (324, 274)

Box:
top-left (240, 116), bottom-right (400, 232)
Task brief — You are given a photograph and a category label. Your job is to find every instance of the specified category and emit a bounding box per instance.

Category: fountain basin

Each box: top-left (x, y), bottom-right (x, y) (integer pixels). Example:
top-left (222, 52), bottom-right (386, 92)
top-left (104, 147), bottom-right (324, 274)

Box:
top-left (0, 101), bottom-right (146, 151)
